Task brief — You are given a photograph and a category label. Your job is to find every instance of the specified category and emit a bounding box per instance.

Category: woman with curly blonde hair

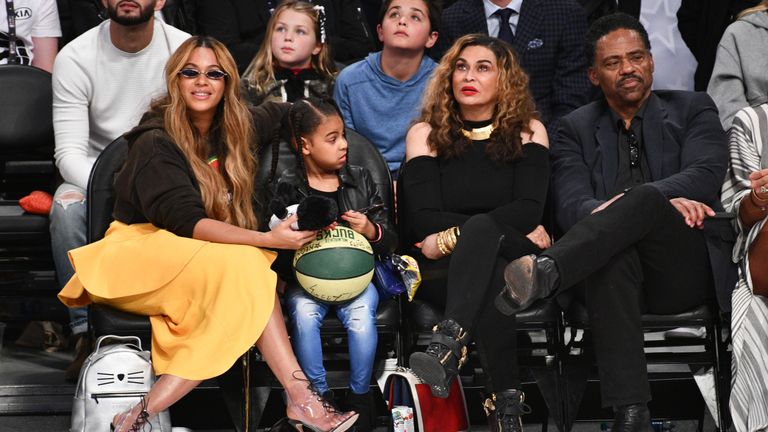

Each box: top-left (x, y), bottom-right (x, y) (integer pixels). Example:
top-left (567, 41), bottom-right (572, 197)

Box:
top-left (402, 34), bottom-right (550, 432)
top-left (58, 36), bottom-right (357, 432)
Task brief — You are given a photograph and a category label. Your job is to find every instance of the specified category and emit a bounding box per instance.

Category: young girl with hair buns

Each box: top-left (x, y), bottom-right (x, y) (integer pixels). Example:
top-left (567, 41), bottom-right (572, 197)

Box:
top-left (269, 97), bottom-right (397, 432)
top-left (242, 0), bottom-right (337, 106)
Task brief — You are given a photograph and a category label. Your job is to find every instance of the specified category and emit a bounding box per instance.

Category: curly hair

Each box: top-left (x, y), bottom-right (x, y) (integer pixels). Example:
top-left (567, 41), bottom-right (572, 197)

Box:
top-left (149, 36), bottom-right (258, 230)
top-left (242, 0), bottom-right (337, 94)
top-left (418, 34), bottom-right (537, 163)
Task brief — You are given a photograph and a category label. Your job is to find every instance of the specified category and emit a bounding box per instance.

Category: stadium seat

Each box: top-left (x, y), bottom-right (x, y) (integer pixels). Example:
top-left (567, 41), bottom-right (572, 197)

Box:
top-left (0, 64), bottom-right (61, 326)
top-left (563, 298), bottom-right (730, 430)
top-left (0, 64), bottom-right (56, 270)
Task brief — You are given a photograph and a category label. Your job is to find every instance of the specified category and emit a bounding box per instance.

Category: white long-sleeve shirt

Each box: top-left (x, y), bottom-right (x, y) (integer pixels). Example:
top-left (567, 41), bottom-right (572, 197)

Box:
top-left (52, 19), bottom-right (189, 190)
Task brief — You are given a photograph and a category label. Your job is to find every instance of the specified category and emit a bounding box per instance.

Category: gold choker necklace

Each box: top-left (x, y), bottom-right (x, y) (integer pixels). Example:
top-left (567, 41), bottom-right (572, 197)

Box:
top-left (460, 123), bottom-right (495, 141)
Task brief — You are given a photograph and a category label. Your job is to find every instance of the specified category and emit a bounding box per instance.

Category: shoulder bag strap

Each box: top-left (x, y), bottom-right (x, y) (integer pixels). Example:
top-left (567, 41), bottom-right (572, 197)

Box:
top-left (4, 0), bottom-right (18, 64)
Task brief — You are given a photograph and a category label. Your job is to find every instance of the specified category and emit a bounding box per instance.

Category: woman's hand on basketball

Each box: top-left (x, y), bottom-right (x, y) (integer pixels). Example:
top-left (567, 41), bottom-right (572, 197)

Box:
top-left (417, 233), bottom-right (444, 260)
top-left (341, 211), bottom-right (377, 240)
top-left (266, 215), bottom-right (317, 249)
top-left (526, 225), bottom-right (551, 250)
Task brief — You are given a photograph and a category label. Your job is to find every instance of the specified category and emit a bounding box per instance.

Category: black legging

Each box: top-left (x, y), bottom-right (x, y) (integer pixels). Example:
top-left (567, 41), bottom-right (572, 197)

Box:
top-left (416, 213), bottom-right (539, 391)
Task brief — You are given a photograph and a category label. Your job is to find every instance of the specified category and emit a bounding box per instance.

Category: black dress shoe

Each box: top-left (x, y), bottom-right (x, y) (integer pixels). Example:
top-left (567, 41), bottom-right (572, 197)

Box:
top-left (612, 403), bottom-right (653, 432)
top-left (409, 319), bottom-right (470, 398)
top-left (495, 255), bottom-right (560, 315)
top-left (484, 389), bottom-right (531, 432)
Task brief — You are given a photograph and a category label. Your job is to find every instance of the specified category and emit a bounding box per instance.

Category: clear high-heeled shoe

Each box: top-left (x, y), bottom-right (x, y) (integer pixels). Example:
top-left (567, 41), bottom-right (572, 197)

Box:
top-left (285, 372), bottom-right (358, 432)
top-left (110, 396), bottom-right (151, 432)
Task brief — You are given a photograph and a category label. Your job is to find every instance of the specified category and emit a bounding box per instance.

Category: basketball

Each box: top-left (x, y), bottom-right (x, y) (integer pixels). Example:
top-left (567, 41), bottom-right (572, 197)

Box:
top-left (293, 226), bottom-right (374, 304)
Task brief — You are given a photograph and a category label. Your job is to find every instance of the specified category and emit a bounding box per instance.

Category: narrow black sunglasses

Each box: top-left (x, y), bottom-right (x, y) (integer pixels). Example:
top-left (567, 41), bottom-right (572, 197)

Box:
top-left (179, 68), bottom-right (228, 80)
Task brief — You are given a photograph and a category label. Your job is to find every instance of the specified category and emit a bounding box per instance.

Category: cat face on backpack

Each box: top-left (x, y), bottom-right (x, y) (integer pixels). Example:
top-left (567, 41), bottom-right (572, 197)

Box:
top-left (95, 369), bottom-right (147, 387)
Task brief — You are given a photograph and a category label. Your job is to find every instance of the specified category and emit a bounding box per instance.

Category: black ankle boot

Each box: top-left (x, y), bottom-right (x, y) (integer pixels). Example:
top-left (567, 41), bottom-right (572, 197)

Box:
top-left (321, 390), bottom-right (340, 412)
top-left (612, 403), bottom-right (653, 432)
top-left (495, 255), bottom-right (560, 315)
top-left (409, 319), bottom-right (470, 398)
top-left (344, 391), bottom-right (372, 432)
top-left (484, 389), bottom-right (531, 432)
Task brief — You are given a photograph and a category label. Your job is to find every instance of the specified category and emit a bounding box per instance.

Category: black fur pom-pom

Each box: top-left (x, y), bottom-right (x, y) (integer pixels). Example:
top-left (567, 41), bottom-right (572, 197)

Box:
top-left (269, 182), bottom-right (301, 219)
top-left (296, 195), bottom-right (338, 230)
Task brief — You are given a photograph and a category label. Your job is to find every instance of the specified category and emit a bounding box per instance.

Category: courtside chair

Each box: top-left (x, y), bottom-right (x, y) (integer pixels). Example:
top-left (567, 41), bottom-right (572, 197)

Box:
top-left (562, 298), bottom-right (730, 431)
top-left (0, 64), bottom-right (56, 270)
top-left (0, 64), bottom-right (61, 327)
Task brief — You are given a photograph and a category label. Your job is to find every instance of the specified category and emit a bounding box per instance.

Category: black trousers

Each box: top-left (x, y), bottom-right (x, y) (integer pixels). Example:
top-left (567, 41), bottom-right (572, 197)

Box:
top-left (417, 214), bottom-right (539, 391)
top-left (546, 185), bottom-right (713, 406)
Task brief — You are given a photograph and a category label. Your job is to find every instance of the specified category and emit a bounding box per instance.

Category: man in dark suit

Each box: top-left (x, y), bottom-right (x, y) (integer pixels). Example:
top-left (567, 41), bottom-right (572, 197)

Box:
top-left (434, 0), bottom-right (592, 132)
top-left (495, 13), bottom-right (735, 431)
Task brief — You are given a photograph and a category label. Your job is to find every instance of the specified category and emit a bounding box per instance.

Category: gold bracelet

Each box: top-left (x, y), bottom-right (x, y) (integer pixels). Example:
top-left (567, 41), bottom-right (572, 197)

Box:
top-left (436, 231), bottom-right (449, 255)
top-left (442, 229), bottom-right (454, 253)
top-left (450, 226), bottom-right (460, 250)
top-left (435, 226), bottom-right (462, 256)
top-left (445, 228), bottom-right (457, 251)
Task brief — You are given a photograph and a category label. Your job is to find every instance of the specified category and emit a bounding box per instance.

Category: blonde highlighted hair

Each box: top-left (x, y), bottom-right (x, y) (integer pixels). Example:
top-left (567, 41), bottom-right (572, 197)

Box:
top-left (419, 34), bottom-right (537, 162)
top-left (242, 0), bottom-right (337, 94)
top-left (150, 36), bottom-right (258, 229)
top-left (738, 0), bottom-right (768, 19)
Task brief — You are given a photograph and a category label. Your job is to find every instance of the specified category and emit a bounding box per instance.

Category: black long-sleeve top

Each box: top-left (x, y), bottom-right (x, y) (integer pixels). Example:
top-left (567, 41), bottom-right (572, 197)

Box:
top-left (113, 102), bottom-right (289, 238)
top-left (402, 136), bottom-right (550, 244)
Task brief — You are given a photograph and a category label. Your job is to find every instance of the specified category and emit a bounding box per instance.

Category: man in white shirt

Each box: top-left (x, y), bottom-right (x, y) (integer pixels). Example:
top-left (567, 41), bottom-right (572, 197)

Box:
top-left (50, 0), bottom-right (189, 380)
top-left (0, 0), bottom-right (61, 71)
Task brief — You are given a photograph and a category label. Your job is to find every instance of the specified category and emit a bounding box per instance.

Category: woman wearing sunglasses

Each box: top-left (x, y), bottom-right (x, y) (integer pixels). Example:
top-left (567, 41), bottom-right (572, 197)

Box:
top-left (58, 36), bottom-right (358, 432)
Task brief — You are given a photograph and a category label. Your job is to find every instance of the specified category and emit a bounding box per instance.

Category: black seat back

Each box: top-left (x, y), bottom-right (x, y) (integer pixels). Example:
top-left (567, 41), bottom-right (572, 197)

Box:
top-left (0, 65), bottom-right (55, 266)
top-left (87, 136), bottom-right (129, 243)
top-left (256, 128), bottom-right (395, 223)
top-left (0, 64), bottom-right (55, 200)
top-left (0, 64), bottom-right (54, 154)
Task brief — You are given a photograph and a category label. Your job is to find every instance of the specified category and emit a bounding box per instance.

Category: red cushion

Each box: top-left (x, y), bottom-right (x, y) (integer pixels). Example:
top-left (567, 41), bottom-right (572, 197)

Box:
top-left (19, 190), bottom-right (53, 215)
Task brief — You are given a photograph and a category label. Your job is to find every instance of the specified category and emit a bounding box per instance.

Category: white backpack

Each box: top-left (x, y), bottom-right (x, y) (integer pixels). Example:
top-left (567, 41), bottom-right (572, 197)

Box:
top-left (70, 335), bottom-right (172, 432)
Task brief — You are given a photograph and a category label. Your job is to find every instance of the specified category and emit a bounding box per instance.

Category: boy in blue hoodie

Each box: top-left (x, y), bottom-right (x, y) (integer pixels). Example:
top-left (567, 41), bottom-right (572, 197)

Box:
top-left (334, 0), bottom-right (439, 174)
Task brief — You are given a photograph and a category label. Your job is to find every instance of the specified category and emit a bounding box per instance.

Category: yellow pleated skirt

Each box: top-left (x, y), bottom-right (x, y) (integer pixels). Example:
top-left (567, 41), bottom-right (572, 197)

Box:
top-left (58, 221), bottom-right (277, 381)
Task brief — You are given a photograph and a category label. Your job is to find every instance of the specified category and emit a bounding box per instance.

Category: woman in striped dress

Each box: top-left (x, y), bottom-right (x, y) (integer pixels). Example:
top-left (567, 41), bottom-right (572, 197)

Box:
top-left (721, 103), bottom-right (768, 432)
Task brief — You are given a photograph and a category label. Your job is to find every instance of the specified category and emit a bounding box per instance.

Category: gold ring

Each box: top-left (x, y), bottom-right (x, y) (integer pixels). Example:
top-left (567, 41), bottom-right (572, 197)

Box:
top-left (761, 186), bottom-right (768, 194)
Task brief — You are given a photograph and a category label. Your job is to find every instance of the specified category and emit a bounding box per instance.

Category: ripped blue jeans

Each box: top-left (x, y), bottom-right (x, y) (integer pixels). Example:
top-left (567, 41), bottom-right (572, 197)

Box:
top-left (49, 183), bottom-right (88, 335)
top-left (284, 282), bottom-right (379, 395)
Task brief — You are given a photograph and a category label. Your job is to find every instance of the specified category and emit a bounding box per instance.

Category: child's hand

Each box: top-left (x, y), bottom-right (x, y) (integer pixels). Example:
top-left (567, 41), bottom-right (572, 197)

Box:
top-left (341, 210), bottom-right (377, 240)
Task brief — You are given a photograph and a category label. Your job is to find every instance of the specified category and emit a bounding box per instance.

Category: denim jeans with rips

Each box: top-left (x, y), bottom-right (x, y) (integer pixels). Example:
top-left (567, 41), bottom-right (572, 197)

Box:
top-left (285, 282), bottom-right (379, 395)
top-left (49, 182), bottom-right (88, 335)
